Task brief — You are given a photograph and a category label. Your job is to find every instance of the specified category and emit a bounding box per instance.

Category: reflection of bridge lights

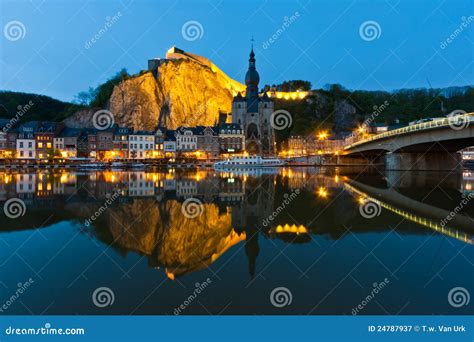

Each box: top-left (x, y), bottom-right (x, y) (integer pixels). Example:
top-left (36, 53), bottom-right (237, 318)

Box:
top-left (345, 183), bottom-right (474, 245)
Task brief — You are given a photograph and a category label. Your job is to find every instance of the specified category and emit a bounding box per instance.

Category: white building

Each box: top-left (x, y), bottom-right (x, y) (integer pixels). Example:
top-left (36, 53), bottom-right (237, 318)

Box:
top-left (128, 131), bottom-right (155, 159)
top-left (175, 127), bottom-right (197, 152)
top-left (16, 124), bottom-right (36, 160)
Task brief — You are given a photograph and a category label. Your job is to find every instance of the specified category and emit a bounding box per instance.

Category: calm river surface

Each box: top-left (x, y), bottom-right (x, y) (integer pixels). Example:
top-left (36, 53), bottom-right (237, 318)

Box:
top-left (0, 167), bottom-right (473, 315)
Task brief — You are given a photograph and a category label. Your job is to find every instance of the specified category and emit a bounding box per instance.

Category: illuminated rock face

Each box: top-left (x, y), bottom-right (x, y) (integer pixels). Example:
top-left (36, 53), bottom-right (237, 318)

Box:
top-left (109, 58), bottom-right (246, 130)
top-left (104, 199), bottom-right (245, 278)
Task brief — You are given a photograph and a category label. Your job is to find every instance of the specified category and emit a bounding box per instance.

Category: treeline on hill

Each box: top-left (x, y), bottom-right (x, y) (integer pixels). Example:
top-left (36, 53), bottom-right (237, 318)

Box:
top-left (74, 68), bottom-right (130, 107)
top-left (273, 83), bottom-right (474, 144)
top-left (0, 91), bottom-right (84, 122)
top-left (0, 68), bottom-right (131, 123)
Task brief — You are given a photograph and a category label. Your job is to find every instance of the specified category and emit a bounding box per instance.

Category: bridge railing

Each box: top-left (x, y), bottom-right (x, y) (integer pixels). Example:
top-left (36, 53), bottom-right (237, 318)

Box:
top-left (344, 112), bottom-right (474, 150)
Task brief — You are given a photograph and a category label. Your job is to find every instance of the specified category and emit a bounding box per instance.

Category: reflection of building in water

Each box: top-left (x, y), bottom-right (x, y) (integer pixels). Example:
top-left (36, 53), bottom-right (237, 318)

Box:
top-left (268, 224), bottom-right (311, 243)
top-left (36, 173), bottom-right (54, 197)
top-left (231, 176), bottom-right (275, 277)
top-left (54, 172), bottom-right (77, 195)
top-left (16, 174), bottom-right (36, 194)
top-left (128, 172), bottom-right (155, 197)
top-left (280, 168), bottom-right (341, 192)
top-left (462, 170), bottom-right (474, 194)
top-left (217, 177), bottom-right (245, 204)
top-left (176, 179), bottom-right (198, 198)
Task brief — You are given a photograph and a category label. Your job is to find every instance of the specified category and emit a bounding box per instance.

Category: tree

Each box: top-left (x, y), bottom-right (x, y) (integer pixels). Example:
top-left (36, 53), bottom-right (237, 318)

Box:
top-left (74, 87), bottom-right (96, 106)
top-left (90, 68), bottom-right (130, 108)
top-left (45, 148), bottom-right (61, 160)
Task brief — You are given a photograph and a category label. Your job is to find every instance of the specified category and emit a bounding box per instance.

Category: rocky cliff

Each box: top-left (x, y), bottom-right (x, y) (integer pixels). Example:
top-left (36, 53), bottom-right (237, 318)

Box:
top-left (107, 57), bottom-right (245, 130)
top-left (92, 198), bottom-right (245, 278)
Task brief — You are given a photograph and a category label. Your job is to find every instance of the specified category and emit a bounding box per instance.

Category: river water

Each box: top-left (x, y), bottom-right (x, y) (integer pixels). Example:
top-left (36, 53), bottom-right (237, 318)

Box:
top-left (0, 167), bottom-right (472, 314)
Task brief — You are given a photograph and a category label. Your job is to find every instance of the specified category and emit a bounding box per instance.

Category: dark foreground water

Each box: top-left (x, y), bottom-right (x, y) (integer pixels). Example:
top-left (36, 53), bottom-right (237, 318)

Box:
top-left (0, 167), bottom-right (473, 315)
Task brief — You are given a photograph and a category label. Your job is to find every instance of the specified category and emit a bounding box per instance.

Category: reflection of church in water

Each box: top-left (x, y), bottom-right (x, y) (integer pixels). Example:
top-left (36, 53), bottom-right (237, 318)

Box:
top-left (231, 176), bottom-right (275, 277)
top-left (232, 47), bottom-right (275, 155)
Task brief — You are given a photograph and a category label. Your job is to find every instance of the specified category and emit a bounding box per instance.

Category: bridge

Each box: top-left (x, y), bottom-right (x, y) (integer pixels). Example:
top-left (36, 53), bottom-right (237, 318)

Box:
top-left (340, 112), bottom-right (474, 170)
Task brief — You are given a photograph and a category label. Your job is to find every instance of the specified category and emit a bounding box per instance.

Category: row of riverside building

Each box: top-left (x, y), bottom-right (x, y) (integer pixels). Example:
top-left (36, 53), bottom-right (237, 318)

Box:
top-left (0, 119), bottom-right (246, 161)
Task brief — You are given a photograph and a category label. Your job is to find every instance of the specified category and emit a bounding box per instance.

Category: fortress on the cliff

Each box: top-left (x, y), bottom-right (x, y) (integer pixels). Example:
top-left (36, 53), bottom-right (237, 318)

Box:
top-left (148, 46), bottom-right (246, 96)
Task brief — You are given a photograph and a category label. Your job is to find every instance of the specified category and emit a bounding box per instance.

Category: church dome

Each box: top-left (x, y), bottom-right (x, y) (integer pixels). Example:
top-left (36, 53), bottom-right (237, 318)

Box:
top-left (245, 68), bottom-right (260, 86)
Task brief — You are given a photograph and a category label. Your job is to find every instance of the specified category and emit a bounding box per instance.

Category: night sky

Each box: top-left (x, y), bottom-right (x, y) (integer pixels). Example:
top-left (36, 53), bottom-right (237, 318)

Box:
top-left (1, 0), bottom-right (473, 102)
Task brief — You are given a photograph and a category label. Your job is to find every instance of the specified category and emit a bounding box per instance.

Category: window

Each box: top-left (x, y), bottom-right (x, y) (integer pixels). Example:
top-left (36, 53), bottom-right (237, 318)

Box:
top-left (19, 142), bottom-right (24, 148)
top-left (28, 142), bottom-right (32, 148)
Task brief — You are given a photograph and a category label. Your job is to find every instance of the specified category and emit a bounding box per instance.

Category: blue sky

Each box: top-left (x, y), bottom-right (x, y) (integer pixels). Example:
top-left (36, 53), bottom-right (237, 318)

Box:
top-left (1, 0), bottom-right (473, 102)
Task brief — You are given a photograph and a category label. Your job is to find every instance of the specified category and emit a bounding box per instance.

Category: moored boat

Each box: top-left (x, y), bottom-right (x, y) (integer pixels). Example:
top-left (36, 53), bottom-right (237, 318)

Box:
top-left (214, 155), bottom-right (284, 168)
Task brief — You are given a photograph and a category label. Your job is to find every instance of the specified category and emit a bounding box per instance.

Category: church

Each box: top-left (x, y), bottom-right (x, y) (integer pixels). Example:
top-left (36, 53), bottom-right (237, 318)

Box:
top-left (231, 47), bottom-right (275, 155)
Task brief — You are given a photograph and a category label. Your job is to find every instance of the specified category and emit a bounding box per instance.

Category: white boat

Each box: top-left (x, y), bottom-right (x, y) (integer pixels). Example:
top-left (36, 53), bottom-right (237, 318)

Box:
top-left (214, 156), bottom-right (285, 168)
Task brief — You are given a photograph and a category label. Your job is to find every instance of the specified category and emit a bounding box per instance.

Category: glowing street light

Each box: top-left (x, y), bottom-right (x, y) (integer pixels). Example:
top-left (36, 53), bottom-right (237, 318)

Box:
top-left (317, 131), bottom-right (328, 140)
